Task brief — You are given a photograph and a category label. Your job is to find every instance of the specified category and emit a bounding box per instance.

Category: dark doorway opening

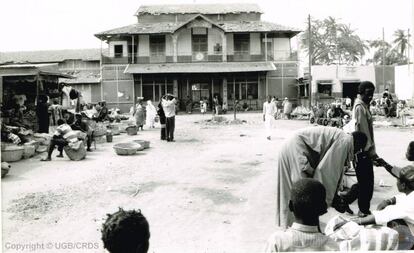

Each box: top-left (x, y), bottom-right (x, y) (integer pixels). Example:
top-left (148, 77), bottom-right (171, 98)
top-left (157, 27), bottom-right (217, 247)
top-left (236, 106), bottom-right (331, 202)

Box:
top-left (342, 81), bottom-right (360, 105)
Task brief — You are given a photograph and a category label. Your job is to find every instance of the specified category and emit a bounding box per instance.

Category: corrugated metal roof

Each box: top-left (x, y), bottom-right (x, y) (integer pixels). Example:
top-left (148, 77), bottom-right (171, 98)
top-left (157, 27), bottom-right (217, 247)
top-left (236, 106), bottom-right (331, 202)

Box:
top-left (95, 20), bottom-right (300, 38)
top-left (217, 21), bottom-right (301, 35)
top-left (124, 61), bottom-right (275, 74)
top-left (136, 3), bottom-right (262, 15)
top-left (0, 63), bottom-right (74, 78)
top-left (59, 70), bottom-right (100, 84)
top-left (0, 48), bottom-right (101, 64)
top-left (95, 22), bottom-right (184, 38)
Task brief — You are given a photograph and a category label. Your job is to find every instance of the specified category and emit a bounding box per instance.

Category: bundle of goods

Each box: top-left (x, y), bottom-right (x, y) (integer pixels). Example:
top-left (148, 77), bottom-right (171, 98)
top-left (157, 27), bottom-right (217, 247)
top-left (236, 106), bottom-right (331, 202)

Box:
top-left (64, 141), bottom-right (86, 161)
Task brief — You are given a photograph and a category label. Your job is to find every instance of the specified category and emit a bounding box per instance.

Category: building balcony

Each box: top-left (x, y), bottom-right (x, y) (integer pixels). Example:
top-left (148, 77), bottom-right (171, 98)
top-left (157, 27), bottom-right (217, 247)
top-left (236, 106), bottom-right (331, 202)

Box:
top-left (101, 50), bottom-right (298, 65)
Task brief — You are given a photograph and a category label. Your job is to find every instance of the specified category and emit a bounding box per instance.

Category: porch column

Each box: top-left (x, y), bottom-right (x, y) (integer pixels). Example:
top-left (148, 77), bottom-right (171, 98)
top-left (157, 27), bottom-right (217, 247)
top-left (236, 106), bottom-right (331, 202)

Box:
top-left (172, 34), bottom-right (178, 63)
top-left (221, 33), bottom-right (227, 62)
top-left (223, 77), bottom-right (228, 107)
top-left (186, 79), bottom-right (189, 96)
top-left (264, 33), bottom-right (268, 62)
top-left (131, 35), bottom-right (135, 64)
top-left (173, 79), bottom-right (178, 97)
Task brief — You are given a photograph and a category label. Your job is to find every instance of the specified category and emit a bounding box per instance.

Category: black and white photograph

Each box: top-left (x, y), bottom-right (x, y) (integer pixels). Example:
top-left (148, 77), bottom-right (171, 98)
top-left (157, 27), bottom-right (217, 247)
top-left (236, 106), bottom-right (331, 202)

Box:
top-left (1, 0), bottom-right (414, 252)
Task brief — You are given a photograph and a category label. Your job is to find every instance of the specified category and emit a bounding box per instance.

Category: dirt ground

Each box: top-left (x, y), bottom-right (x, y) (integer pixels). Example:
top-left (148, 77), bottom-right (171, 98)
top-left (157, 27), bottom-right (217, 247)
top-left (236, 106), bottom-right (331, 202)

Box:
top-left (2, 112), bottom-right (413, 253)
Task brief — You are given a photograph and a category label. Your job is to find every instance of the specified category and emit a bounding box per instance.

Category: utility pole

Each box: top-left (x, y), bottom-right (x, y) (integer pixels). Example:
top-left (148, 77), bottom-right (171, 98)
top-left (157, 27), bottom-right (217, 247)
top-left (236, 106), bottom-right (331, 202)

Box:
top-left (308, 14), bottom-right (312, 107)
top-left (382, 27), bottom-right (386, 92)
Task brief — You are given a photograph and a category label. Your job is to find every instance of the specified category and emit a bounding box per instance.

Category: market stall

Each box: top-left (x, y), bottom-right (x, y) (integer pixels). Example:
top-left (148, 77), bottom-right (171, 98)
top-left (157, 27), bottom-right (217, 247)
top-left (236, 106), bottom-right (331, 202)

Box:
top-left (0, 63), bottom-right (73, 132)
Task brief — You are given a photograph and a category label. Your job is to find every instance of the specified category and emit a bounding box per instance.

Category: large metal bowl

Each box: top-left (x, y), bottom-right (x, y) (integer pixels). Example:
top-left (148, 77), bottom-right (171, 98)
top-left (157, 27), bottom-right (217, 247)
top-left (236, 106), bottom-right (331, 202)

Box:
top-left (113, 143), bottom-right (142, 155)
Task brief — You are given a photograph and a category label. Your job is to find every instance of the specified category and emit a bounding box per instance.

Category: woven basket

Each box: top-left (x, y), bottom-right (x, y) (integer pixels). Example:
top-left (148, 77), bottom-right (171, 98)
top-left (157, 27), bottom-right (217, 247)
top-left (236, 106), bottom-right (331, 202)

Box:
top-left (2, 146), bottom-right (24, 162)
top-left (126, 126), bottom-right (138, 136)
top-left (94, 122), bottom-right (107, 136)
top-left (133, 140), bottom-right (150, 149)
top-left (63, 142), bottom-right (86, 161)
top-left (113, 143), bottom-right (141, 155)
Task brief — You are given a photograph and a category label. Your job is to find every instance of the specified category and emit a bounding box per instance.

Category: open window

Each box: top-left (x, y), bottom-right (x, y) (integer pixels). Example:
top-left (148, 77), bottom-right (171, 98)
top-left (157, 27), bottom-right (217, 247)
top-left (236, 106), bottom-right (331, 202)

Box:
top-left (234, 34), bottom-right (250, 55)
top-left (114, 45), bottom-right (123, 58)
top-left (317, 80), bottom-right (333, 97)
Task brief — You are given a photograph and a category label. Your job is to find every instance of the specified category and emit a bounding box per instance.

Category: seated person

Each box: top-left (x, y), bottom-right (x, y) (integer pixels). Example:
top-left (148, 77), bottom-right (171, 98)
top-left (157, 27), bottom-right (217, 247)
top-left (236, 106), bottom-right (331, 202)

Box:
top-left (264, 179), bottom-right (339, 252)
top-left (71, 114), bottom-right (92, 152)
top-left (96, 101), bottom-right (109, 122)
top-left (352, 165), bottom-right (414, 243)
top-left (41, 119), bottom-right (78, 161)
top-left (102, 208), bottom-right (150, 253)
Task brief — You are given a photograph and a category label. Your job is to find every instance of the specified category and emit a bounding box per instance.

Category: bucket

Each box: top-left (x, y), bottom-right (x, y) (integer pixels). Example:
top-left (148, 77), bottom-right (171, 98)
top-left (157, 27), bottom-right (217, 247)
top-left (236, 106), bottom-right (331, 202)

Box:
top-left (106, 131), bottom-right (113, 142)
top-left (126, 126), bottom-right (138, 136)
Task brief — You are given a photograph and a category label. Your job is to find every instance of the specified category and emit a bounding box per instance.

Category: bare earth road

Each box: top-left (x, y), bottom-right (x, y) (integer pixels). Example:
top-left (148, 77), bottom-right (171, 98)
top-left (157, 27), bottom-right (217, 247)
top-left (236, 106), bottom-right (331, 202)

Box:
top-left (2, 113), bottom-right (413, 253)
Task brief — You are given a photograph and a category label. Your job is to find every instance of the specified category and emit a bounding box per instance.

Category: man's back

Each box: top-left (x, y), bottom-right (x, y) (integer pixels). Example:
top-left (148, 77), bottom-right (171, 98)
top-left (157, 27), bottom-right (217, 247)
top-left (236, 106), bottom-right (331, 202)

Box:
top-left (265, 223), bottom-right (338, 252)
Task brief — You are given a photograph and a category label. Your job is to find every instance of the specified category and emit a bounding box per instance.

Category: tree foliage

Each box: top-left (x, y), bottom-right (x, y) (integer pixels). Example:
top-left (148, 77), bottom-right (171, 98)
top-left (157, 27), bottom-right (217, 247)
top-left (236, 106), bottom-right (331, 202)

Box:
top-left (367, 29), bottom-right (410, 65)
top-left (300, 16), bottom-right (368, 65)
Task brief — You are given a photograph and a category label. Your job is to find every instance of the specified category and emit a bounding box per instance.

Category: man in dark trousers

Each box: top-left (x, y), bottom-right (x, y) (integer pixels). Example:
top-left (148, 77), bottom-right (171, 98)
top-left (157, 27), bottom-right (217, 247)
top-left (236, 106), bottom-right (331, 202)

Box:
top-left (36, 95), bottom-right (50, 133)
top-left (341, 81), bottom-right (388, 217)
top-left (161, 94), bottom-right (176, 142)
top-left (157, 101), bottom-right (167, 141)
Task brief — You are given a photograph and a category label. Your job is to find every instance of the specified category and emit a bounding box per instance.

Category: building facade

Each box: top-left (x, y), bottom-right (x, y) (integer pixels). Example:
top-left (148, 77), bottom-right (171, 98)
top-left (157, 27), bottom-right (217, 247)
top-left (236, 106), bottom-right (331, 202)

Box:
top-left (298, 65), bottom-right (397, 105)
top-left (95, 3), bottom-right (300, 112)
top-left (0, 49), bottom-right (102, 104)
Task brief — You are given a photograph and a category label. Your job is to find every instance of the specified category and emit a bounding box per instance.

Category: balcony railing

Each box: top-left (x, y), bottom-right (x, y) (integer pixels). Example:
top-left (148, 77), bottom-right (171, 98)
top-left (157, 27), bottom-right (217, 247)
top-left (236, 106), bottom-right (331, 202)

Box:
top-left (101, 50), bottom-right (297, 65)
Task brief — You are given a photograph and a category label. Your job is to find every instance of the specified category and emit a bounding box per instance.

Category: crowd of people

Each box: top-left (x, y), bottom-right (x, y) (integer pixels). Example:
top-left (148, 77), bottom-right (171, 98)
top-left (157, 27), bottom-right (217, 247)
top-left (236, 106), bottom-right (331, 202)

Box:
top-left (3, 82), bottom-right (413, 251)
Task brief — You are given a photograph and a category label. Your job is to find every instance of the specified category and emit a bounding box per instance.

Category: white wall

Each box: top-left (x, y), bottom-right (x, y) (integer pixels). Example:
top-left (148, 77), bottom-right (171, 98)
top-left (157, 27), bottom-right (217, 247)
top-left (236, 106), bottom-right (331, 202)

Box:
top-left (109, 41), bottom-right (128, 57)
top-left (138, 35), bottom-right (149, 57)
top-left (273, 37), bottom-right (290, 58)
top-left (395, 65), bottom-right (414, 99)
top-left (311, 65), bottom-right (376, 95)
top-left (250, 33), bottom-right (261, 55)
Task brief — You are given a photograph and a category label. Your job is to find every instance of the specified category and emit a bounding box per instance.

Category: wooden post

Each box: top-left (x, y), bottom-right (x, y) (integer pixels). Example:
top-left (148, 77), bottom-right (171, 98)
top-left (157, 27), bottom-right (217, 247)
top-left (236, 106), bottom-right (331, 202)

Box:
top-left (308, 14), bottom-right (313, 107)
top-left (221, 33), bottom-right (227, 62)
top-left (264, 33), bottom-right (268, 62)
top-left (132, 35), bottom-right (135, 64)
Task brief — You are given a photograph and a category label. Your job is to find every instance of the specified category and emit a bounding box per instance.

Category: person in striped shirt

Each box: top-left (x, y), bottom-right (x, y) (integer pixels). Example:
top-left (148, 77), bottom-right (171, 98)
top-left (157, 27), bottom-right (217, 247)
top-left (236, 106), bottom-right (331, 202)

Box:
top-left (265, 179), bottom-right (339, 252)
top-left (41, 119), bottom-right (78, 161)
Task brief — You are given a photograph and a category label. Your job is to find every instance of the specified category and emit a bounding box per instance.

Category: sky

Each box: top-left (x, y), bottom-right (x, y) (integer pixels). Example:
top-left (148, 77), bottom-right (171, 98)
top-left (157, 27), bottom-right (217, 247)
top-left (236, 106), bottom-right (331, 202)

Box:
top-left (0, 0), bottom-right (413, 52)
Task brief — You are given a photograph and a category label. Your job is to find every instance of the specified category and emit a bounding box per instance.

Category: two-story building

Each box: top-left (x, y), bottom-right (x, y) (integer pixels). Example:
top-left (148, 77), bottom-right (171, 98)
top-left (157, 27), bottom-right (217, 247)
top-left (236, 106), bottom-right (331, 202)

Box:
top-left (95, 3), bottom-right (300, 112)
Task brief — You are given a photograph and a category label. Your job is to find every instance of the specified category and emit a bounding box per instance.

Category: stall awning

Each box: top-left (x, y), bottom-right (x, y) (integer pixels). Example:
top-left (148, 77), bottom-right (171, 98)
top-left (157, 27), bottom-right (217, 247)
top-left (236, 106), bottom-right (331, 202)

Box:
top-left (0, 63), bottom-right (74, 78)
top-left (124, 62), bottom-right (276, 74)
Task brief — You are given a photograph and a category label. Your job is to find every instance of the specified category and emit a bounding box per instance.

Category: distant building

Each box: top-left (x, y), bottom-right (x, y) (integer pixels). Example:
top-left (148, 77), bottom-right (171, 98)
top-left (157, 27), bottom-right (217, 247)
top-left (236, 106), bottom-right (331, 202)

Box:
top-left (0, 49), bottom-right (102, 104)
top-left (299, 65), bottom-right (397, 105)
top-left (95, 3), bottom-right (300, 112)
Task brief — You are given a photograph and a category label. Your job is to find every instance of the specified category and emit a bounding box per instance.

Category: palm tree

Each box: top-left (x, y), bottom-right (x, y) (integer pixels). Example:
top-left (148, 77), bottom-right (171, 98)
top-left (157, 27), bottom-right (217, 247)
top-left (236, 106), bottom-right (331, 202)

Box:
top-left (393, 29), bottom-right (410, 56)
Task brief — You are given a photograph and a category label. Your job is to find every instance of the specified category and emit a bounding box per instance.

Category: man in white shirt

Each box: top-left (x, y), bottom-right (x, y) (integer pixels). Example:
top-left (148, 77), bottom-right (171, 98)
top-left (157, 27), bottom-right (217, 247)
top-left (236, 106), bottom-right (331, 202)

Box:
top-left (353, 165), bottom-right (414, 242)
top-left (162, 94), bottom-right (176, 142)
top-left (265, 179), bottom-right (339, 252)
top-left (263, 96), bottom-right (277, 140)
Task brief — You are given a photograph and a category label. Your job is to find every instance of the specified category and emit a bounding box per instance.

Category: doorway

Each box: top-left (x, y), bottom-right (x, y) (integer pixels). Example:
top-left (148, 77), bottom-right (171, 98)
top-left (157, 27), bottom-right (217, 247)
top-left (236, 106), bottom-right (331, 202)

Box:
top-left (191, 83), bottom-right (210, 102)
top-left (342, 81), bottom-right (360, 105)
